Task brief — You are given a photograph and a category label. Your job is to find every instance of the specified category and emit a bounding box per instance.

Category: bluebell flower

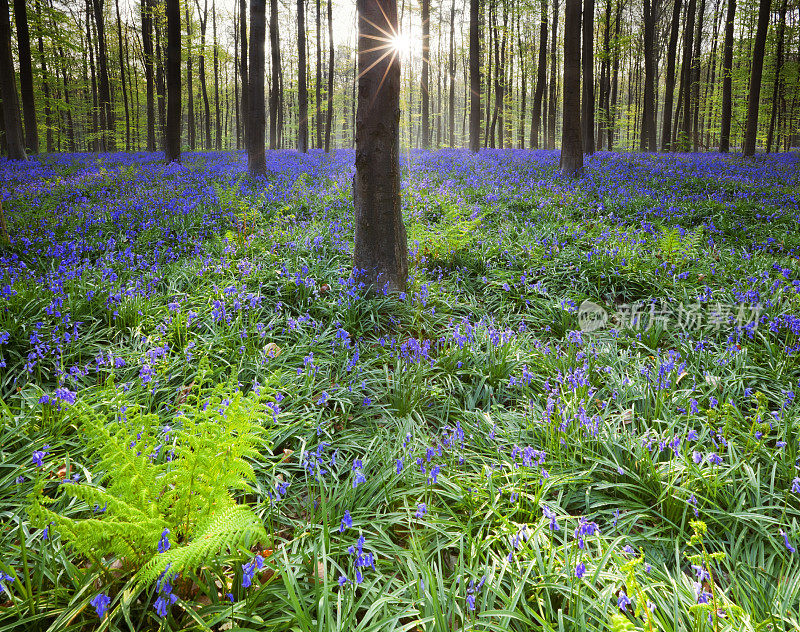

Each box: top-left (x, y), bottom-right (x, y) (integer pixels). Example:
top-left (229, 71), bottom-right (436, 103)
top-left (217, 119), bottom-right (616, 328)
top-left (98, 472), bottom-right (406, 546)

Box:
top-left (415, 503), bottom-right (427, 519)
top-left (157, 528), bottom-right (170, 553)
top-left (575, 562), bottom-right (586, 579)
top-left (32, 445), bottom-right (50, 467)
top-left (90, 592), bottom-right (111, 618)
top-left (780, 529), bottom-right (796, 553)
top-left (340, 510), bottom-right (353, 533)
top-left (617, 591), bottom-right (631, 612)
top-left (791, 477), bottom-right (800, 494)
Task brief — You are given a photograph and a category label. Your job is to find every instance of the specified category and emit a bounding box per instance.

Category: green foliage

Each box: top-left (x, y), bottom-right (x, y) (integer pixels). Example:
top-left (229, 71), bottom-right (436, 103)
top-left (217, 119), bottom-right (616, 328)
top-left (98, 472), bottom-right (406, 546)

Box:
top-left (656, 226), bottom-right (703, 265)
top-left (30, 380), bottom-right (271, 581)
top-left (407, 194), bottom-right (482, 266)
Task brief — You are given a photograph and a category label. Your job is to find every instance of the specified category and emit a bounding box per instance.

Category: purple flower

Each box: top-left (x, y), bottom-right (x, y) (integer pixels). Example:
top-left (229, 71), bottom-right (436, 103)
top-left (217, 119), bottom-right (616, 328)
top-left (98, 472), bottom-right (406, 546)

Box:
top-left (157, 528), bottom-right (170, 553)
top-left (617, 591), bottom-right (632, 612)
top-left (90, 592), bottom-right (111, 619)
top-left (575, 562), bottom-right (586, 579)
top-left (542, 505), bottom-right (560, 531)
top-left (791, 478), bottom-right (800, 494)
top-left (340, 510), bottom-right (353, 533)
top-left (780, 529), bottom-right (796, 553)
top-left (32, 445), bottom-right (50, 468)
top-left (415, 503), bottom-right (427, 519)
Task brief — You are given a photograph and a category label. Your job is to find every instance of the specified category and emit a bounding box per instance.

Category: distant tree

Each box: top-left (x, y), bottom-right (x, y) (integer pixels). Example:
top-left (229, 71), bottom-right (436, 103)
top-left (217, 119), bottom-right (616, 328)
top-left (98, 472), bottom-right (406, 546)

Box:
top-left (142, 0), bottom-right (156, 151)
top-left (268, 0), bottom-right (279, 149)
top-left (469, 0), bottom-right (480, 151)
top-left (185, 2), bottom-right (196, 150)
top-left (165, 0), bottom-right (181, 162)
top-left (297, 0), bottom-right (308, 151)
top-left (248, 0), bottom-right (266, 174)
top-left (315, 0), bottom-right (322, 147)
top-left (353, 0), bottom-right (407, 292)
top-left (641, 0), bottom-right (658, 151)
top-left (766, 0), bottom-right (787, 153)
top-left (661, 0), bottom-right (682, 151)
top-left (91, 0), bottom-right (116, 150)
top-left (581, 0), bottom-right (594, 154)
top-left (323, 0), bottom-right (332, 151)
top-left (13, 0), bottom-right (38, 154)
top-left (718, 0), bottom-right (735, 152)
top-left (560, 0), bottom-right (582, 177)
top-left (0, 0), bottom-right (26, 159)
top-left (421, 0), bottom-right (430, 147)
top-left (195, 0), bottom-right (212, 149)
top-left (546, 0), bottom-right (558, 148)
top-left (240, 0), bottom-right (248, 146)
top-left (743, 0), bottom-right (770, 156)
top-left (677, 0), bottom-right (695, 151)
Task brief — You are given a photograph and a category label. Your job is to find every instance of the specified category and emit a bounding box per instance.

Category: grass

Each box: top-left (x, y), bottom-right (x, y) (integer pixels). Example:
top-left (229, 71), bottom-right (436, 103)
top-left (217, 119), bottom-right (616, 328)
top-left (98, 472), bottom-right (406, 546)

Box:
top-left (0, 148), bottom-right (798, 631)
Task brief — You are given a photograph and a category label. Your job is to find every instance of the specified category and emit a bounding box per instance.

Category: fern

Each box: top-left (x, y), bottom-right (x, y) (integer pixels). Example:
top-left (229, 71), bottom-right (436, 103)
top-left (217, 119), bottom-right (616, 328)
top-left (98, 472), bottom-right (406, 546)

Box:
top-left (657, 226), bottom-right (703, 265)
top-left (31, 380), bottom-right (274, 580)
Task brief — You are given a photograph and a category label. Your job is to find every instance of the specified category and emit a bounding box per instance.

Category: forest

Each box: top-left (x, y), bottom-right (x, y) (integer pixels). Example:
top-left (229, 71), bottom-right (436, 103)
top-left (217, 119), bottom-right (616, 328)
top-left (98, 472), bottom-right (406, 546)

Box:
top-left (1, 0), bottom-right (799, 630)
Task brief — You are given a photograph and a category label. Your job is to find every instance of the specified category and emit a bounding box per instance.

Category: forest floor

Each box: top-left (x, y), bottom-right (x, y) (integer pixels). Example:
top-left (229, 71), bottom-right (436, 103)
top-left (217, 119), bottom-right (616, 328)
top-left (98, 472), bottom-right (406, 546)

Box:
top-left (1, 149), bottom-right (799, 631)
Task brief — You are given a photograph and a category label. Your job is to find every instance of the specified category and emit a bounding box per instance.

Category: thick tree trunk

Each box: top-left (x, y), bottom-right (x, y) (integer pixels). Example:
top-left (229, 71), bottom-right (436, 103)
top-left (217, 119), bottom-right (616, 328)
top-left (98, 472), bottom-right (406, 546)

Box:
top-left (530, 0), bottom-right (548, 148)
top-left (581, 0), bottom-right (594, 153)
top-left (297, 0), bottom-right (308, 151)
top-left (142, 0), bottom-right (156, 151)
top-left (165, 0), bottom-right (181, 161)
top-left (268, 0), bottom-right (279, 148)
top-left (248, 0), bottom-right (266, 173)
top-left (641, 0), bottom-right (658, 151)
top-left (353, 0), bottom-right (407, 292)
top-left (13, 0), bottom-right (37, 153)
top-left (0, 0), bottom-right (25, 159)
top-left (469, 0), bottom-right (480, 151)
top-left (561, 0), bottom-right (582, 176)
top-left (155, 6), bottom-right (166, 145)
top-left (766, 0), bottom-right (787, 153)
top-left (718, 0), bottom-right (734, 151)
top-left (742, 0), bottom-right (770, 156)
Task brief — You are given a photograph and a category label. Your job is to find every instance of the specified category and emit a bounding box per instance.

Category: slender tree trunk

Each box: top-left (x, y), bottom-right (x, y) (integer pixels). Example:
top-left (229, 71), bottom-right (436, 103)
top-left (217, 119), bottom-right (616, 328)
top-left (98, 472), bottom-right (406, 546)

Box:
top-left (743, 0), bottom-right (770, 156)
top-left (315, 0), bottom-right (322, 147)
top-left (718, 0), bottom-right (734, 151)
top-left (142, 0), bottom-right (156, 150)
top-left (13, 0), bottom-right (37, 153)
top-left (530, 0), bottom-right (548, 148)
top-left (86, 0), bottom-right (98, 151)
top-left (185, 3), bottom-right (195, 150)
top-left (353, 0), bottom-right (407, 292)
top-left (115, 0), bottom-right (130, 151)
top-left (546, 0), bottom-right (558, 148)
top-left (449, 0), bottom-right (456, 146)
top-left (57, 43), bottom-right (75, 151)
top-left (608, 0), bottom-right (621, 150)
top-left (469, 0), bottom-right (480, 151)
top-left (165, 0), bottom-right (180, 161)
top-left (641, 0), bottom-right (658, 151)
top-left (661, 0), bottom-right (682, 150)
top-left (195, 0), bottom-right (212, 148)
top-left (92, 0), bottom-right (116, 150)
top-left (268, 0), bottom-right (279, 149)
top-left (240, 0), bottom-right (248, 146)
top-left (324, 0), bottom-right (333, 151)
top-left (766, 0), bottom-right (787, 153)
top-left (297, 0), bottom-right (308, 151)
top-left (248, 0), bottom-right (266, 173)
top-left (677, 0), bottom-right (695, 150)
top-left (0, 0), bottom-right (25, 159)
top-left (212, 0), bottom-right (221, 149)
top-left (581, 0), bottom-right (595, 153)
top-left (561, 0), bottom-right (582, 176)
top-left (155, 5), bottom-right (166, 145)
top-left (690, 0), bottom-right (704, 151)
top-left (421, 0), bottom-right (430, 147)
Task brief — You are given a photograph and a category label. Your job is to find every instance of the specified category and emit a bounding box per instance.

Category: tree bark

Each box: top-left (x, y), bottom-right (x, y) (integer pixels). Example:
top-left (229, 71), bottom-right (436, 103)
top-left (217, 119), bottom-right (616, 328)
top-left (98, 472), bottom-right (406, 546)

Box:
top-left (195, 0), bottom-right (212, 148)
top-left (718, 0), bottom-right (734, 151)
top-left (297, 0), bottom-right (308, 151)
top-left (530, 0), bottom-right (548, 148)
top-left (546, 0), bottom-right (558, 148)
top-left (469, 0), bottom-right (480, 151)
top-left (142, 0), bottom-right (156, 150)
top-left (248, 0), bottom-right (266, 173)
top-left (766, 0), bottom-right (787, 153)
top-left (185, 3), bottom-right (195, 150)
top-left (240, 0), bottom-right (248, 146)
top-left (353, 0), bottom-right (407, 292)
top-left (421, 0), bottom-right (430, 147)
top-left (324, 0), bottom-right (333, 151)
top-left (661, 0), bottom-right (681, 150)
top-left (13, 0), bottom-right (37, 153)
top-left (315, 0), bottom-right (322, 147)
top-left (268, 0), bottom-right (279, 148)
top-left (742, 0), bottom-right (770, 156)
top-left (581, 0), bottom-right (595, 153)
top-left (677, 0), bottom-right (695, 151)
top-left (561, 0), bottom-right (582, 176)
top-left (448, 0), bottom-right (456, 146)
top-left (641, 0), bottom-right (658, 151)
top-left (165, 0), bottom-right (181, 161)
top-left (0, 0), bottom-right (25, 159)
top-left (690, 0), bottom-right (704, 151)
top-left (212, 0), bottom-right (221, 149)
top-left (115, 0), bottom-right (130, 151)
top-left (92, 0), bottom-right (116, 150)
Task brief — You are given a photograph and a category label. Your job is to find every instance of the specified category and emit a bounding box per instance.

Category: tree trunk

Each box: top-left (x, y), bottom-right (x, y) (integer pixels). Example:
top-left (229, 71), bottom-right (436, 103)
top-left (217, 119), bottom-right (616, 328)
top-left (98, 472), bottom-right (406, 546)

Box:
top-left (195, 0), bottom-right (212, 149)
top-left (641, 0), bottom-right (658, 151)
top-left (297, 0), bottom-right (308, 151)
top-left (677, 0), bottom-right (695, 151)
top-left (86, 0), bottom-right (97, 151)
top-left (766, 0), bottom-right (787, 153)
top-left (324, 0), bottom-right (333, 151)
top-left (240, 0), bottom-right (248, 146)
top-left (0, 0), bottom-right (25, 159)
top-left (185, 3), bottom-right (195, 150)
top-left (690, 0), bottom-right (704, 151)
top-left (530, 0), bottom-right (548, 148)
top-left (561, 0), bottom-right (582, 176)
top-left (661, 0), bottom-right (682, 150)
top-left (142, 0), bottom-right (156, 150)
top-left (115, 0), bottom-right (130, 151)
top-left (718, 0), bottom-right (734, 151)
top-left (92, 0), bottom-right (116, 150)
top-left (546, 0), bottom-right (558, 148)
top-left (248, 0), bottom-right (266, 173)
top-left (469, 0), bottom-right (480, 151)
top-left (353, 0), bottom-right (407, 292)
top-left (421, 0), bottom-right (430, 147)
top-left (581, 0), bottom-right (594, 153)
top-left (315, 0), bottom-right (322, 147)
top-left (743, 0), bottom-right (770, 156)
top-left (165, 0), bottom-right (181, 161)
top-left (13, 0), bottom-right (37, 153)
top-left (448, 0), bottom-right (455, 146)
top-left (212, 0), bottom-right (221, 149)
